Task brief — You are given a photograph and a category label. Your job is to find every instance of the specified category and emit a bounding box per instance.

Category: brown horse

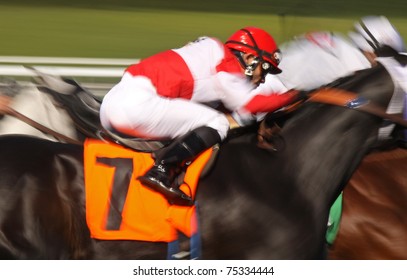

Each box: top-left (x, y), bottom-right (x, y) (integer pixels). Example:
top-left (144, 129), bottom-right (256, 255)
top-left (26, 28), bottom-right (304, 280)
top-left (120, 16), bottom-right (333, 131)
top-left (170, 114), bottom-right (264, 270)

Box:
top-left (328, 146), bottom-right (407, 259)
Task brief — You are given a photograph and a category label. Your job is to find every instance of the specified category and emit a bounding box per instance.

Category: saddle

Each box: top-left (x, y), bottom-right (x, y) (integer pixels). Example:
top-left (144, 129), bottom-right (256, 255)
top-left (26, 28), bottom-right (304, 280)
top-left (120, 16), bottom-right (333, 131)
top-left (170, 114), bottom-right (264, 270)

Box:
top-left (31, 67), bottom-right (170, 152)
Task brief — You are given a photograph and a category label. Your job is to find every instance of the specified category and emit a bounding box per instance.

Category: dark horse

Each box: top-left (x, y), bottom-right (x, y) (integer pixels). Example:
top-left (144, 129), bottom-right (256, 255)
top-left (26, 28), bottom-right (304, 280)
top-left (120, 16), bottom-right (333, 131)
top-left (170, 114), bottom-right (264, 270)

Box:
top-left (0, 58), bottom-right (402, 259)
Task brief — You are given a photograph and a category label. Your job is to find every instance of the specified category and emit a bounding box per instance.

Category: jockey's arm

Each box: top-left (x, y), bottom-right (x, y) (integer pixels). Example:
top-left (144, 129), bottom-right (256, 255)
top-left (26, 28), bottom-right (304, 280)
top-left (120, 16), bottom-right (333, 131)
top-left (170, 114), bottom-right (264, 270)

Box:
top-left (231, 90), bottom-right (299, 126)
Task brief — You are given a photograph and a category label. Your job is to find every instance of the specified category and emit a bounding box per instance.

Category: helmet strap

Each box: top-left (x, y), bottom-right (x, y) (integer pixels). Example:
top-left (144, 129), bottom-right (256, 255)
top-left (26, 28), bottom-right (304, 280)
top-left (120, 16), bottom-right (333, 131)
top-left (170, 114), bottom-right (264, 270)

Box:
top-left (232, 51), bottom-right (260, 79)
top-left (245, 58), bottom-right (260, 77)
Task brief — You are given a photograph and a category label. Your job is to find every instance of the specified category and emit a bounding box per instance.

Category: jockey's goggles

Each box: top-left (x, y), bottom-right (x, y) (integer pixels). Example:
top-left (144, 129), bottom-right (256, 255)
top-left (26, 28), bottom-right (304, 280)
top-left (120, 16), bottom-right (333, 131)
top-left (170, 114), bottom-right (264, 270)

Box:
top-left (260, 49), bottom-right (282, 75)
top-left (260, 60), bottom-right (280, 76)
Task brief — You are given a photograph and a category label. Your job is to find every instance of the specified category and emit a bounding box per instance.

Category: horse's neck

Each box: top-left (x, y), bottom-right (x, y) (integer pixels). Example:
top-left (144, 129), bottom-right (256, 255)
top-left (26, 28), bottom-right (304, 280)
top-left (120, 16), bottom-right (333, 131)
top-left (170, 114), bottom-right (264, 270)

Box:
top-left (0, 85), bottom-right (78, 141)
top-left (281, 105), bottom-right (378, 207)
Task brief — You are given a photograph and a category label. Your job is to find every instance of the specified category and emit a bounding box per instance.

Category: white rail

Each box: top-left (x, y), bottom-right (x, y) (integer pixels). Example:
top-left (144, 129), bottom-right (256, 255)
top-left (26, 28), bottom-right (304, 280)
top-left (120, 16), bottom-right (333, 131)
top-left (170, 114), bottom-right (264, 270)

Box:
top-left (0, 65), bottom-right (125, 77)
top-left (0, 56), bottom-right (138, 66)
top-left (0, 56), bottom-right (139, 96)
top-left (0, 56), bottom-right (138, 77)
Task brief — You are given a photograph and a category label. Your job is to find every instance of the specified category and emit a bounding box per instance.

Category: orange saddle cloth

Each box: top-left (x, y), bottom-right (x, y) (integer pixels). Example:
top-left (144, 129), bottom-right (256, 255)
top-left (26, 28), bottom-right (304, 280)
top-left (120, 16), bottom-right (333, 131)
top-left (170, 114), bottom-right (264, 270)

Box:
top-left (83, 138), bottom-right (213, 243)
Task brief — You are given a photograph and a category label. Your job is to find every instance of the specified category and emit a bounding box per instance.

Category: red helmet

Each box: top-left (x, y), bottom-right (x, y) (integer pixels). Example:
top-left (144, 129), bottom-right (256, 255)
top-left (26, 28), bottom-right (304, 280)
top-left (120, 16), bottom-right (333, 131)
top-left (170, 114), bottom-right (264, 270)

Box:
top-left (225, 27), bottom-right (282, 74)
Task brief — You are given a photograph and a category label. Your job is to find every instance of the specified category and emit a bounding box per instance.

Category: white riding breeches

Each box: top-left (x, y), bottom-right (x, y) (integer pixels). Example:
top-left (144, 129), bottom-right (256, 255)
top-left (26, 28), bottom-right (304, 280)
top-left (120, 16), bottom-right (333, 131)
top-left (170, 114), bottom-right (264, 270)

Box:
top-left (100, 74), bottom-right (229, 140)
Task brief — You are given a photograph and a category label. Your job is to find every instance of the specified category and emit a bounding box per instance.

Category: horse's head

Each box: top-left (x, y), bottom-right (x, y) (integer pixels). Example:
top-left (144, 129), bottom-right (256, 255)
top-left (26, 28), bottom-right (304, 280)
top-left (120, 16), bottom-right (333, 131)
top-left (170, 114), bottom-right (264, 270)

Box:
top-left (255, 60), bottom-right (405, 212)
top-left (261, 58), bottom-right (403, 147)
top-left (324, 56), bottom-right (407, 145)
top-left (332, 64), bottom-right (395, 108)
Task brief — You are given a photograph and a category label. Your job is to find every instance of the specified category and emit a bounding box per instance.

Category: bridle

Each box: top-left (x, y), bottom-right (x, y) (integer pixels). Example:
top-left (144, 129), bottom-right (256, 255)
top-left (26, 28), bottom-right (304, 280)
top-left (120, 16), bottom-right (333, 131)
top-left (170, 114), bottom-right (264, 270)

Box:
top-left (307, 88), bottom-right (407, 128)
top-left (258, 87), bottom-right (407, 152)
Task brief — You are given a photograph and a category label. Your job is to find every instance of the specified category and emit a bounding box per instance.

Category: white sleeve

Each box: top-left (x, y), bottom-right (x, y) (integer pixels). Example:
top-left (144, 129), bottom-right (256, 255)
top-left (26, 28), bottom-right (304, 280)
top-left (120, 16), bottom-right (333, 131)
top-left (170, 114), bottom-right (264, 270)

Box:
top-left (213, 72), bottom-right (292, 125)
top-left (212, 71), bottom-right (255, 111)
top-left (252, 74), bottom-right (289, 94)
top-left (251, 74), bottom-right (290, 122)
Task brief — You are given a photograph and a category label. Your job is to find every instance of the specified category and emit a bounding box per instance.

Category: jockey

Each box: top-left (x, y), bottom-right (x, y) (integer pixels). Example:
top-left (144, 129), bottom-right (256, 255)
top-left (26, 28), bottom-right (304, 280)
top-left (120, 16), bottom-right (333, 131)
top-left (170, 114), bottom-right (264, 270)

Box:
top-left (100, 27), bottom-right (300, 205)
top-left (349, 15), bottom-right (406, 64)
top-left (349, 16), bottom-right (407, 141)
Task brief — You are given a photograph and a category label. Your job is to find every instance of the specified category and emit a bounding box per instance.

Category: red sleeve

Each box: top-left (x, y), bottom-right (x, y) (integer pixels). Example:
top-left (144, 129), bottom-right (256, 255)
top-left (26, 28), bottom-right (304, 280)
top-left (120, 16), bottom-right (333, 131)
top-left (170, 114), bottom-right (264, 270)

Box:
top-left (215, 45), bottom-right (243, 74)
top-left (243, 90), bottom-right (298, 114)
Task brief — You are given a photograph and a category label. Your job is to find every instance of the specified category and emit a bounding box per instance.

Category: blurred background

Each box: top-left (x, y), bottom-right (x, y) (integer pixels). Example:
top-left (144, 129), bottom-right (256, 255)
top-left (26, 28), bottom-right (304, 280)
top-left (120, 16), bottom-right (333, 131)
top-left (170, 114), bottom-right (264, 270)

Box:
top-left (0, 0), bottom-right (406, 93)
top-left (1, 0), bottom-right (406, 58)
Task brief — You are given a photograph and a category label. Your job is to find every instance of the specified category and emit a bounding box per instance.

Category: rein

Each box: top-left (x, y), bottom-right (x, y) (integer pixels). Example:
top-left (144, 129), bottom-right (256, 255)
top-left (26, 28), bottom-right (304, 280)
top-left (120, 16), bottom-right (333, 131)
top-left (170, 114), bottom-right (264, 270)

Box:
top-left (308, 88), bottom-right (407, 128)
top-left (0, 97), bottom-right (82, 145)
top-left (257, 87), bottom-right (407, 152)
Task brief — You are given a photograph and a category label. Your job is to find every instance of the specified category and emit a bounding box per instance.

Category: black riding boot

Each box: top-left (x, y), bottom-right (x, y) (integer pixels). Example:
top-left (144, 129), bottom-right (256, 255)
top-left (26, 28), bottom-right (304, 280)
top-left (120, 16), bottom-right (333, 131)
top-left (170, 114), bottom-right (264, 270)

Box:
top-left (138, 126), bottom-right (221, 206)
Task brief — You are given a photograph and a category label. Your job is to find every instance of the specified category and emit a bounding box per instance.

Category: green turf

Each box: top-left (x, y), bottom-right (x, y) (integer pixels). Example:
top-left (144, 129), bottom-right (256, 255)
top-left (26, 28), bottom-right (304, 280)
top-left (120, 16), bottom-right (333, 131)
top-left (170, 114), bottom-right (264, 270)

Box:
top-left (0, 3), bottom-right (406, 59)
